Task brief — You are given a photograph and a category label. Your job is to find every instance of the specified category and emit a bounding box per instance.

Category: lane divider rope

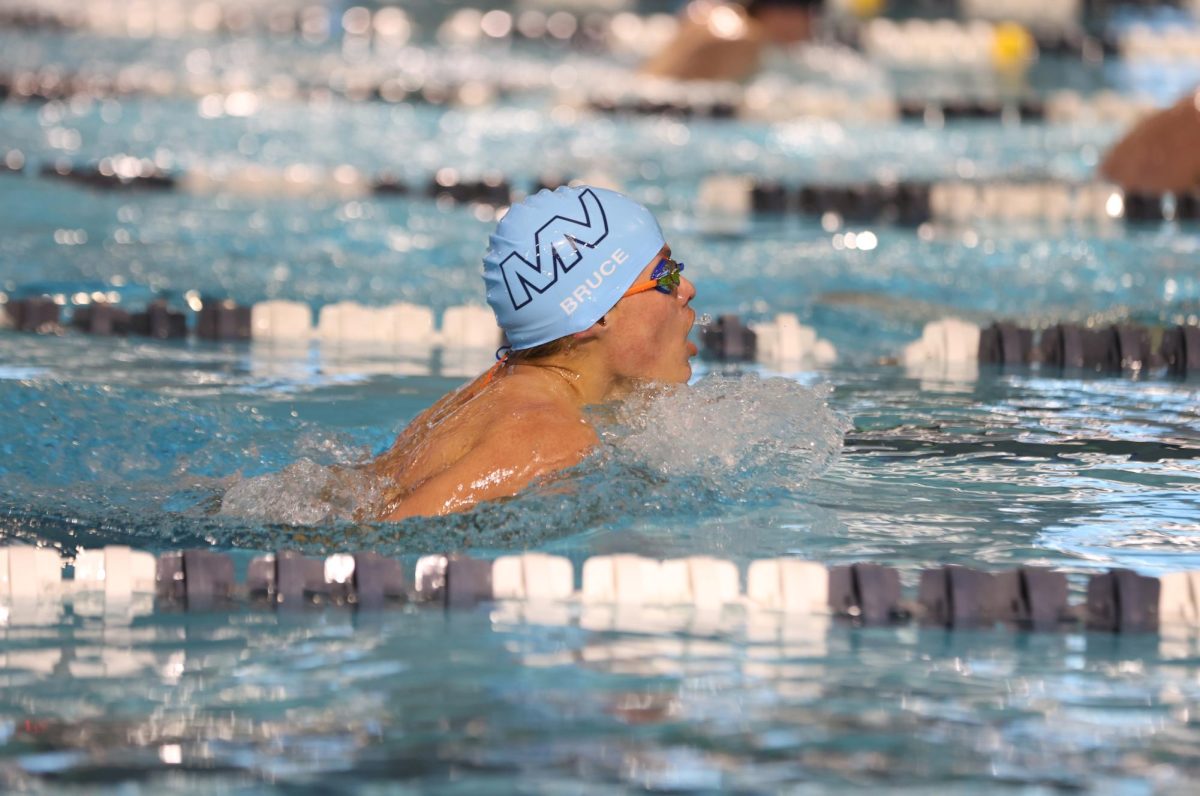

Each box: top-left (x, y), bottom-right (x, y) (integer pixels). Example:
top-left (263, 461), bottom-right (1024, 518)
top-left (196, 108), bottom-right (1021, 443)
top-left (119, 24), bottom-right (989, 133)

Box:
top-left (7, 151), bottom-right (1198, 228)
top-left (898, 317), bottom-right (1200, 377)
top-left (2, 544), bottom-right (1195, 636)
top-left (1, 295), bottom-right (504, 347)
top-left (697, 175), bottom-right (1200, 227)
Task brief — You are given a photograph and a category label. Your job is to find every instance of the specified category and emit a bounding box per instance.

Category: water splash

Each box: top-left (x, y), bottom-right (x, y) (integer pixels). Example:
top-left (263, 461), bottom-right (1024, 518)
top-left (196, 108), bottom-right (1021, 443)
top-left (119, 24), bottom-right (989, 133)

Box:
top-left (218, 458), bottom-right (386, 526)
top-left (216, 431), bottom-right (383, 525)
top-left (216, 373), bottom-right (847, 530)
top-left (600, 373), bottom-right (849, 496)
top-left (0, 359), bottom-right (846, 547)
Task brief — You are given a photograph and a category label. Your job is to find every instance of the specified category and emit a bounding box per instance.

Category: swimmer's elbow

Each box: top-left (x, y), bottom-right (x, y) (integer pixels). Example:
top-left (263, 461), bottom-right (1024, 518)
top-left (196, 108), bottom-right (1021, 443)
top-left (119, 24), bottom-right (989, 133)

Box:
top-left (377, 466), bottom-right (546, 522)
top-left (380, 480), bottom-right (501, 520)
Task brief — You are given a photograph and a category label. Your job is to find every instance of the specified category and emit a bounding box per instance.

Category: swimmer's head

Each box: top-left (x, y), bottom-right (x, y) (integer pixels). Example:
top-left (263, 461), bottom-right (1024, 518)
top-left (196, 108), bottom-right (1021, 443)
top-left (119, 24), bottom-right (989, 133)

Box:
top-left (483, 186), bottom-right (667, 351)
top-left (744, 0), bottom-right (816, 44)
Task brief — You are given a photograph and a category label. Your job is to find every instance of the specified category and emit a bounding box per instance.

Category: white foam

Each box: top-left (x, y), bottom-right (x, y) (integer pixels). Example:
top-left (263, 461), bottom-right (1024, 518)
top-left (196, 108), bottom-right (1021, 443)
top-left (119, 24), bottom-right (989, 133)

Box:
top-left (219, 458), bottom-right (386, 525)
top-left (606, 374), bottom-right (849, 492)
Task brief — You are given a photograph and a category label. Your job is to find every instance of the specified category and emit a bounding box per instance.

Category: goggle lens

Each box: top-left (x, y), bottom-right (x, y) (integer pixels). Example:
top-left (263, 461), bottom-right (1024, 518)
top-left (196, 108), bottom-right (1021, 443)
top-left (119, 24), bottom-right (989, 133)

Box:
top-left (649, 258), bottom-right (684, 294)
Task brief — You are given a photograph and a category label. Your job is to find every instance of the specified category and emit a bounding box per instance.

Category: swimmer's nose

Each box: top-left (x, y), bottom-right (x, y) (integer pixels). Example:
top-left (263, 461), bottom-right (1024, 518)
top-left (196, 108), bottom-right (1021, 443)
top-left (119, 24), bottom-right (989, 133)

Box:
top-left (679, 275), bottom-right (697, 304)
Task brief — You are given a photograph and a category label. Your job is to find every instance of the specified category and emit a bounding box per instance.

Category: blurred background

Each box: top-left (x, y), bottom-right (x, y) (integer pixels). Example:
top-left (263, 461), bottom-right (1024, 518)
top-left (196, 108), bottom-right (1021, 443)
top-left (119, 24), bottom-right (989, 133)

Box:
top-left (1, 0), bottom-right (1198, 354)
top-left (1, 0), bottom-right (1197, 317)
top-left (2, 3), bottom-right (1200, 792)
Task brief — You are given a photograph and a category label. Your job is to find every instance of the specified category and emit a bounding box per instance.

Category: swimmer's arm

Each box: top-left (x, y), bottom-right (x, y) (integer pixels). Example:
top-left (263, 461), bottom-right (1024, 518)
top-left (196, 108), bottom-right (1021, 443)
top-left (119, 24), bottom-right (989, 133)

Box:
top-left (380, 414), bottom-right (598, 521)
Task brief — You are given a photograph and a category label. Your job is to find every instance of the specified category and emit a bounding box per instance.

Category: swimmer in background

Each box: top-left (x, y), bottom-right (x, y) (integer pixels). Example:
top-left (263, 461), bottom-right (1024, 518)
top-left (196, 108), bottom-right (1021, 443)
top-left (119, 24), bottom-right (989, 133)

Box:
top-left (641, 0), bottom-right (818, 83)
top-left (1101, 88), bottom-right (1200, 196)
top-left (367, 187), bottom-right (697, 521)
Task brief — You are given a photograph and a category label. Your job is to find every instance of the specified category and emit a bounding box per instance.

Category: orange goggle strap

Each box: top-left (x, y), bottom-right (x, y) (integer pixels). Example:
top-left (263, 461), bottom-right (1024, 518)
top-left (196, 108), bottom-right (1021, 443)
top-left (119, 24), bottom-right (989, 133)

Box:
top-left (481, 345), bottom-right (512, 386)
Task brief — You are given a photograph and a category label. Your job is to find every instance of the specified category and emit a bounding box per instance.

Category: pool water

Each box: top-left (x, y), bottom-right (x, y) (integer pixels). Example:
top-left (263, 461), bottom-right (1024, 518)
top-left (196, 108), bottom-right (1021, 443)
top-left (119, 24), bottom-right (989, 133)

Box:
top-left (3, 3), bottom-right (1200, 792)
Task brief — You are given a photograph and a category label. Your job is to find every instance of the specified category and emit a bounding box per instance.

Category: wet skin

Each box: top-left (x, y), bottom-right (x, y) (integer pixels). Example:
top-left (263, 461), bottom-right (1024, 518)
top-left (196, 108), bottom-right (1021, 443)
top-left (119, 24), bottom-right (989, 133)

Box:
top-left (367, 246), bottom-right (697, 521)
top-left (641, 2), bottom-right (813, 83)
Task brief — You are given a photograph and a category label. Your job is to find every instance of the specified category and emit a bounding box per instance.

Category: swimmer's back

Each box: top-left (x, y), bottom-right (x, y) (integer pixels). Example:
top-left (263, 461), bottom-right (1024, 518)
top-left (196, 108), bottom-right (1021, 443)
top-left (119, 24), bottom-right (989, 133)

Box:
top-left (367, 369), bottom-right (597, 520)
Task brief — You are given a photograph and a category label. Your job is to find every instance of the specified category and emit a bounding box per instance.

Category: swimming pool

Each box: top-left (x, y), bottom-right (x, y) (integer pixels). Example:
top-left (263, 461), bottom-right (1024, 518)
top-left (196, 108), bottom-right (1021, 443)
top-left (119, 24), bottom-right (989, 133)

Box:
top-left (2, 2), bottom-right (1200, 791)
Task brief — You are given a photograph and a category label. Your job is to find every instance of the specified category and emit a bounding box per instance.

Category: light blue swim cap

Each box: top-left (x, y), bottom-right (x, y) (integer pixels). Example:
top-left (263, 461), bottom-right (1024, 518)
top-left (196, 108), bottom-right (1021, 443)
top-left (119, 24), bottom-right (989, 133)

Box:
top-left (483, 186), bottom-right (666, 351)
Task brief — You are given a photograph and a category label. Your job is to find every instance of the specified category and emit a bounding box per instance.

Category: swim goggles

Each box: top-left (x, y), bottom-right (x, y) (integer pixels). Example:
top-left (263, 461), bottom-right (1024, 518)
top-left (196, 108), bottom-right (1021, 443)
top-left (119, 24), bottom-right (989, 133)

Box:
top-left (622, 257), bottom-right (685, 298)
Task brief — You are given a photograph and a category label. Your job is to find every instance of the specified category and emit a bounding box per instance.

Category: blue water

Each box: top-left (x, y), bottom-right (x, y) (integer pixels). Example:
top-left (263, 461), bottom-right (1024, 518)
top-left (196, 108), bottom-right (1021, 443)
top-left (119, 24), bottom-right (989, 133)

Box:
top-left (2, 3), bottom-right (1200, 792)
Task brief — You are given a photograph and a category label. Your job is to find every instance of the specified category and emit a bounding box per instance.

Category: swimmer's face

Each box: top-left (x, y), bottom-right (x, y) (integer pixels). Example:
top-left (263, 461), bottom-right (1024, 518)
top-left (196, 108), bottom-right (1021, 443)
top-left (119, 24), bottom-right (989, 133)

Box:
top-left (604, 245), bottom-right (697, 384)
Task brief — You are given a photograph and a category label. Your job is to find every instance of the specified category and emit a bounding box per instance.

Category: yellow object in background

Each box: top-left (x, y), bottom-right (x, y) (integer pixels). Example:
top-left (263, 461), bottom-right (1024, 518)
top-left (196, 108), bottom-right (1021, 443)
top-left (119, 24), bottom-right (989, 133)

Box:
top-left (849, 0), bottom-right (887, 19)
top-left (992, 21), bottom-right (1036, 70)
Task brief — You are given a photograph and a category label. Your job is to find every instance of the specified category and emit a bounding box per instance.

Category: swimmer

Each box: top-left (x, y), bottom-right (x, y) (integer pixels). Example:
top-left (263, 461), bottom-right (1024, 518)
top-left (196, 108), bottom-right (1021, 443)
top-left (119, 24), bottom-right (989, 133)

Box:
top-left (367, 187), bottom-right (697, 520)
top-left (641, 0), bottom-right (817, 83)
top-left (1100, 89), bottom-right (1200, 195)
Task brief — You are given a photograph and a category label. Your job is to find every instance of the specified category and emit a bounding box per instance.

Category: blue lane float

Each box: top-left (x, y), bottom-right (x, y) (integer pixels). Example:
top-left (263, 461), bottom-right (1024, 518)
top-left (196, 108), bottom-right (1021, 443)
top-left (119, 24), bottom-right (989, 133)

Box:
top-left (4, 544), bottom-right (1199, 636)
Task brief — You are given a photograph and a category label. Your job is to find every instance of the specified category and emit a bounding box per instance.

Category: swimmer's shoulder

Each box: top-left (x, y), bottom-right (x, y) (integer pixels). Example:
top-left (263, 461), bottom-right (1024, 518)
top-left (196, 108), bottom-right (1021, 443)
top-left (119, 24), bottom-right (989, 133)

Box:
top-left (1100, 90), bottom-right (1200, 194)
top-left (484, 394), bottom-right (598, 454)
top-left (640, 5), bottom-right (764, 82)
top-left (378, 397), bottom-right (596, 520)
top-left (471, 374), bottom-right (597, 459)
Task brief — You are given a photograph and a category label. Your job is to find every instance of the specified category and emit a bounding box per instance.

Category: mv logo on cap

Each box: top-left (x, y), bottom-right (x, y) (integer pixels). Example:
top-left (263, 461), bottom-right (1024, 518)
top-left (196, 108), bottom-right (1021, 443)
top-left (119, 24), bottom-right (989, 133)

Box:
top-left (500, 188), bottom-right (609, 310)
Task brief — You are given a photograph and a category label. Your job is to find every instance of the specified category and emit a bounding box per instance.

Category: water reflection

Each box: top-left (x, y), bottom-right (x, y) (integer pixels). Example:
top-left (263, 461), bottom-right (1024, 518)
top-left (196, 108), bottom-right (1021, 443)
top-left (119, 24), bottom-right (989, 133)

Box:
top-left (3, 607), bottom-right (1200, 790)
